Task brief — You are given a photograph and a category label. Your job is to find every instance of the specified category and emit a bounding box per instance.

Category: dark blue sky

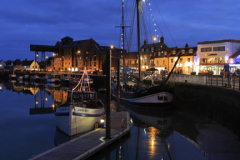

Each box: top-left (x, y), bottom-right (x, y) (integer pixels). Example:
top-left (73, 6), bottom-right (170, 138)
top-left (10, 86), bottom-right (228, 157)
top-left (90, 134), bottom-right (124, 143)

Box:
top-left (0, 0), bottom-right (239, 61)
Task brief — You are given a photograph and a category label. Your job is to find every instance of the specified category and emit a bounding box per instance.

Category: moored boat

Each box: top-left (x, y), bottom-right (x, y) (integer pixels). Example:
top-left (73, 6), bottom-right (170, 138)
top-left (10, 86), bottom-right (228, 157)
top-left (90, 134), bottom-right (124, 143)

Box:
top-left (55, 68), bottom-right (105, 136)
top-left (47, 74), bottom-right (61, 83)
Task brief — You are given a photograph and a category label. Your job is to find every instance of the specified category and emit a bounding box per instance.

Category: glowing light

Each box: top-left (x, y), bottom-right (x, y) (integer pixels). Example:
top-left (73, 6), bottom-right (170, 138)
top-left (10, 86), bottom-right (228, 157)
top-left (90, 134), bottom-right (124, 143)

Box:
top-left (154, 23), bottom-right (156, 26)
top-left (36, 54), bottom-right (38, 57)
top-left (110, 45), bottom-right (114, 49)
top-left (149, 3), bottom-right (151, 5)
top-left (146, 66), bottom-right (148, 69)
top-left (153, 37), bottom-right (157, 41)
top-left (155, 29), bottom-right (157, 32)
top-left (36, 101), bottom-right (38, 104)
top-left (100, 119), bottom-right (105, 123)
top-left (77, 50), bottom-right (81, 53)
top-left (45, 98), bottom-right (48, 101)
top-left (52, 104), bottom-right (54, 108)
top-left (46, 56), bottom-right (48, 59)
top-left (142, 0), bottom-right (145, 2)
top-left (152, 140), bottom-right (154, 146)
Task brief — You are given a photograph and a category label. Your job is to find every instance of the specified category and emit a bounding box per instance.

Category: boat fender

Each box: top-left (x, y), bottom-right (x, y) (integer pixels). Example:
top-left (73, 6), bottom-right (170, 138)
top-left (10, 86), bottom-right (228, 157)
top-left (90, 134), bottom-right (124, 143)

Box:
top-left (121, 119), bottom-right (125, 128)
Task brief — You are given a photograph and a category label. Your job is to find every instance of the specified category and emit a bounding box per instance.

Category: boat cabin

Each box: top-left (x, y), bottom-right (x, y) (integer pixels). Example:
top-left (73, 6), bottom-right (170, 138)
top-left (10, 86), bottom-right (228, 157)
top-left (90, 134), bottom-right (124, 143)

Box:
top-left (67, 91), bottom-right (101, 108)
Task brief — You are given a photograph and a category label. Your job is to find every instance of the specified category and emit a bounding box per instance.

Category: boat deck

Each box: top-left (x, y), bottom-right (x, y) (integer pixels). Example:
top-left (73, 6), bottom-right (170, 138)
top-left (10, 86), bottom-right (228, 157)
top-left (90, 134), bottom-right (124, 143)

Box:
top-left (29, 111), bottom-right (130, 160)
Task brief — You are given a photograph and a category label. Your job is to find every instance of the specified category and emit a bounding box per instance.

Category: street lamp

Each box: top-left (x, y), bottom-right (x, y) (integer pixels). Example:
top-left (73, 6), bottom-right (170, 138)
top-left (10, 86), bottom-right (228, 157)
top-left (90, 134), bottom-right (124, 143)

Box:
top-left (153, 37), bottom-right (157, 41)
top-left (110, 45), bottom-right (114, 49)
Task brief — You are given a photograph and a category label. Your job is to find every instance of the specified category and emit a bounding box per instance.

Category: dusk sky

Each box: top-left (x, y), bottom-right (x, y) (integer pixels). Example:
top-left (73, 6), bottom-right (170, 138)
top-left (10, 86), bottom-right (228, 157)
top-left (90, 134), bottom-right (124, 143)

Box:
top-left (0, 0), bottom-right (239, 61)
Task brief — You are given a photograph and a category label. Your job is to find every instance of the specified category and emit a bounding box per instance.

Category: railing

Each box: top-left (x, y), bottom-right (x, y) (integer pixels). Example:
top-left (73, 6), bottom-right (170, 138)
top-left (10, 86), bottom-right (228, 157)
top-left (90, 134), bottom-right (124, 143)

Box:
top-left (167, 74), bottom-right (240, 90)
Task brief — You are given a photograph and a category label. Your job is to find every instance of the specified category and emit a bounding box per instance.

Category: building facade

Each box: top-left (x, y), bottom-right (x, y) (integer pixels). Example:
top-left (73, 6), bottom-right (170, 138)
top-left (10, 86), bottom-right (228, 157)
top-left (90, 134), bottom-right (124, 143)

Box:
top-left (140, 36), bottom-right (168, 71)
top-left (53, 37), bottom-right (122, 72)
top-left (196, 39), bottom-right (240, 75)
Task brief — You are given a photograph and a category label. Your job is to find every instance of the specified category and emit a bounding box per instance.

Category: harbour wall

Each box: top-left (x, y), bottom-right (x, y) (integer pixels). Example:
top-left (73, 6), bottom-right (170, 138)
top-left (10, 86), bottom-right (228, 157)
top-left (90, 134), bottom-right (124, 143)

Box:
top-left (172, 82), bottom-right (240, 139)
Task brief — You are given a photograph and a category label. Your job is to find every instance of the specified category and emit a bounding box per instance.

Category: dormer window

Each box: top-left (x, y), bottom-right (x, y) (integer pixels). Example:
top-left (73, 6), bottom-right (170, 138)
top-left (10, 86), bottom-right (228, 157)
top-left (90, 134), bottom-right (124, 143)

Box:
top-left (164, 51), bottom-right (167, 55)
top-left (172, 50), bottom-right (176, 55)
top-left (158, 52), bottom-right (160, 56)
top-left (161, 51), bottom-right (163, 54)
top-left (142, 48), bottom-right (144, 53)
top-left (189, 49), bottom-right (193, 54)
top-left (146, 49), bottom-right (149, 52)
top-left (181, 50), bottom-right (185, 54)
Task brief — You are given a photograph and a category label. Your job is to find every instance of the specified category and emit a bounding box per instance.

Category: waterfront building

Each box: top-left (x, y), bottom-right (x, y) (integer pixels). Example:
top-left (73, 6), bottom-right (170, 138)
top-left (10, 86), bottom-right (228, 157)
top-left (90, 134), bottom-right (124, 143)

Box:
top-left (0, 60), bottom-right (6, 70)
top-left (122, 52), bottom-right (138, 74)
top-left (140, 36), bottom-right (168, 71)
top-left (22, 60), bottom-right (40, 71)
top-left (151, 45), bottom-right (197, 75)
top-left (53, 36), bottom-right (122, 72)
top-left (196, 39), bottom-right (240, 75)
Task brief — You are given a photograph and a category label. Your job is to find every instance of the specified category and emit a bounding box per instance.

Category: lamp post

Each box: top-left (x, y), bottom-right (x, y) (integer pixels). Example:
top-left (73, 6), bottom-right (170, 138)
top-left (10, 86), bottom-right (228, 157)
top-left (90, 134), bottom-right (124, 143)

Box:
top-left (106, 45), bottom-right (113, 139)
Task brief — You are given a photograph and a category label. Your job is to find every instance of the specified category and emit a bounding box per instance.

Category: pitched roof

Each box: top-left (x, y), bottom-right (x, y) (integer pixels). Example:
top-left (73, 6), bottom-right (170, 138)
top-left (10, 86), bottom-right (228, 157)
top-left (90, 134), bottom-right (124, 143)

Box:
top-left (22, 60), bottom-right (34, 66)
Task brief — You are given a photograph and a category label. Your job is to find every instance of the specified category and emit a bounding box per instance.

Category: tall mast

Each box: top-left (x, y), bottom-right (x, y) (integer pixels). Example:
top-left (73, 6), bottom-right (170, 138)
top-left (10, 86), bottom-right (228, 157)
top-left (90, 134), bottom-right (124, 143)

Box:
top-left (137, 0), bottom-right (141, 81)
top-left (122, 0), bottom-right (125, 76)
top-left (116, 0), bottom-right (129, 76)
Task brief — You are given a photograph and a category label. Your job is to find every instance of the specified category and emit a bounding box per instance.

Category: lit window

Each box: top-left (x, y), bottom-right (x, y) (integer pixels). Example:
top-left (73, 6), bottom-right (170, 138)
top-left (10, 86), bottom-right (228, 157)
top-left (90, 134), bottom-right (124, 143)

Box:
top-left (181, 50), bottom-right (185, 54)
top-left (189, 49), bottom-right (193, 53)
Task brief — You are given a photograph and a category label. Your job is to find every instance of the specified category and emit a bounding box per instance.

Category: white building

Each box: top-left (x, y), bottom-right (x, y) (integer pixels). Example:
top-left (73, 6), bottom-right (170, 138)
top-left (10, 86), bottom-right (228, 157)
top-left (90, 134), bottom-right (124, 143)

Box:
top-left (196, 39), bottom-right (240, 75)
top-left (0, 60), bottom-right (6, 70)
top-left (22, 60), bottom-right (39, 71)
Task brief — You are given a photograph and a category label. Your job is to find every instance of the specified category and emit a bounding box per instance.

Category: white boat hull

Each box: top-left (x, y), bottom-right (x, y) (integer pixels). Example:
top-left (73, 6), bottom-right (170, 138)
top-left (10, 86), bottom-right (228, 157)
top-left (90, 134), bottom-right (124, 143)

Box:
top-left (55, 106), bottom-right (105, 136)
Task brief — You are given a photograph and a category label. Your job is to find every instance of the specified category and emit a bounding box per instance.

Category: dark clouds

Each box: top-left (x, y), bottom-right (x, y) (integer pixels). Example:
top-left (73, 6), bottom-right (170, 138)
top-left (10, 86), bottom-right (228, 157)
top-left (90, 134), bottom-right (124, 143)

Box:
top-left (0, 0), bottom-right (239, 60)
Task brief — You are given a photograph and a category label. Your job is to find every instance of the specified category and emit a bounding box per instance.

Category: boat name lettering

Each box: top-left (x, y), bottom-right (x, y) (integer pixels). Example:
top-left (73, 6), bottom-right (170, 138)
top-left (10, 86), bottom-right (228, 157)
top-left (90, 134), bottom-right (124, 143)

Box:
top-left (77, 109), bottom-right (89, 112)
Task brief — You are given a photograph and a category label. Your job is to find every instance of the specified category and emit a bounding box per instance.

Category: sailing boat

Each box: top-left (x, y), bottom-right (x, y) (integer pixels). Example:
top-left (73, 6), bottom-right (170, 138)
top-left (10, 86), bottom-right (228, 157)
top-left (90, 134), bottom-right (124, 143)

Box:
top-left (112, 0), bottom-right (177, 109)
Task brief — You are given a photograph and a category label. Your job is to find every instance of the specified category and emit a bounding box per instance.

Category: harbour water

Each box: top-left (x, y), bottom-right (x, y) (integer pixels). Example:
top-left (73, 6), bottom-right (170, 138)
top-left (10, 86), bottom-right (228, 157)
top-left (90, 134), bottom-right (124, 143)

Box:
top-left (0, 80), bottom-right (240, 160)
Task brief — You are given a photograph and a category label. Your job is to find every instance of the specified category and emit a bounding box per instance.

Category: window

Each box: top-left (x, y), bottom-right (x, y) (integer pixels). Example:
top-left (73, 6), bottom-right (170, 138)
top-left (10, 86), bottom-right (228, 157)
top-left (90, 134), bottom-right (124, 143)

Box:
top-left (189, 49), bottom-right (193, 53)
top-left (188, 58), bottom-right (190, 62)
top-left (172, 50), bottom-right (176, 54)
top-left (201, 47), bottom-right (212, 52)
top-left (157, 60), bottom-right (159, 65)
top-left (86, 52), bottom-right (88, 54)
top-left (94, 56), bottom-right (96, 61)
top-left (142, 48), bottom-right (144, 52)
top-left (180, 58), bottom-right (182, 63)
top-left (164, 51), bottom-right (167, 55)
top-left (181, 50), bottom-right (185, 54)
top-left (171, 59), bottom-right (173, 63)
top-left (94, 62), bottom-right (96, 66)
top-left (163, 60), bottom-right (165, 65)
top-left (131, 60), bottom-right (135, 64)
top-left (158, 52), bottom-right (160, 56)
top-left (213, 46), bottom-right (225, 51)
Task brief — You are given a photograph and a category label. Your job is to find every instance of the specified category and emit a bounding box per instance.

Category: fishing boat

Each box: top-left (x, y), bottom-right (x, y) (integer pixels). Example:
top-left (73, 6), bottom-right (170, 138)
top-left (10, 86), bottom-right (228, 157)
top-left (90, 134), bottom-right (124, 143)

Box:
top-left (47, 74), bottom-right (61, 83)
top-left (55, 69), bottom-right (105, 136)
top-left (33, 75), bottom-right (40, 83)
top-left (61, 74), bottom-right (71, 84)
top-left (111, 0), bottom-right (177, 110)
top-left (23, 75), bottom-right (30, 81)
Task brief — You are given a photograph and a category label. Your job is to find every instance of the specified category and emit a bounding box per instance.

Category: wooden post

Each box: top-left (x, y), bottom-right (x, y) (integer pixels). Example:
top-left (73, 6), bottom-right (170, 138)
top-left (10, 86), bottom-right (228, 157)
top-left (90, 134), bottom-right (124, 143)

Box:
top-left (117, 58), bottom-right (120, 112)
top-left (239, 77), bottom-right (240, 90)
top-left (106, 50), bottom-right (111, 139)
top-left (211, 75), bottom-right (212, 86)
top-left (217, 76), bottom-right (218, 86)
top-left (233, 76), bottom-right (235, 89)
top-left (222, 75), bottom-right (224, 87)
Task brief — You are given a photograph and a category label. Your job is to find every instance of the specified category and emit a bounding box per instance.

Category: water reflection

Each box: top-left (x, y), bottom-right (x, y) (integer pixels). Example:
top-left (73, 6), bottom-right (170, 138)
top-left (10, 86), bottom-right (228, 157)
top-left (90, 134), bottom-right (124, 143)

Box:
top-left (1, 80), bottom-right (240, 160)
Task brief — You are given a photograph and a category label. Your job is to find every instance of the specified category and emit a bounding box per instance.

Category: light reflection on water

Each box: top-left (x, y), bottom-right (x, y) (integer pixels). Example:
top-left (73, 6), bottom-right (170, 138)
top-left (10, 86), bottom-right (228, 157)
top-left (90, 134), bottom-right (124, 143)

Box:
top-left (0, 80), bottom-right (239, 160)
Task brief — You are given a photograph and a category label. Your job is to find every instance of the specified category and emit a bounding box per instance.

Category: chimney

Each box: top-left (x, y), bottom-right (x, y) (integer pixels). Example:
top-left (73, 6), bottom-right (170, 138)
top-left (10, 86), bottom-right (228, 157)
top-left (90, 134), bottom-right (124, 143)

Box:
top-left (144, 40), bottom-right (147, 46)
top-left (160, 36), bottom-right (164, 43)
top-left (185, 43), bottom-right (189, 48)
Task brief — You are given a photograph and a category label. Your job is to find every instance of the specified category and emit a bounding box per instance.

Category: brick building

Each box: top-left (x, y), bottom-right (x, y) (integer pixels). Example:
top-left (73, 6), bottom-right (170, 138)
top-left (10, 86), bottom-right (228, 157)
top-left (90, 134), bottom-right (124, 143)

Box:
top-left (53, 36), bottom-right (122, 72)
